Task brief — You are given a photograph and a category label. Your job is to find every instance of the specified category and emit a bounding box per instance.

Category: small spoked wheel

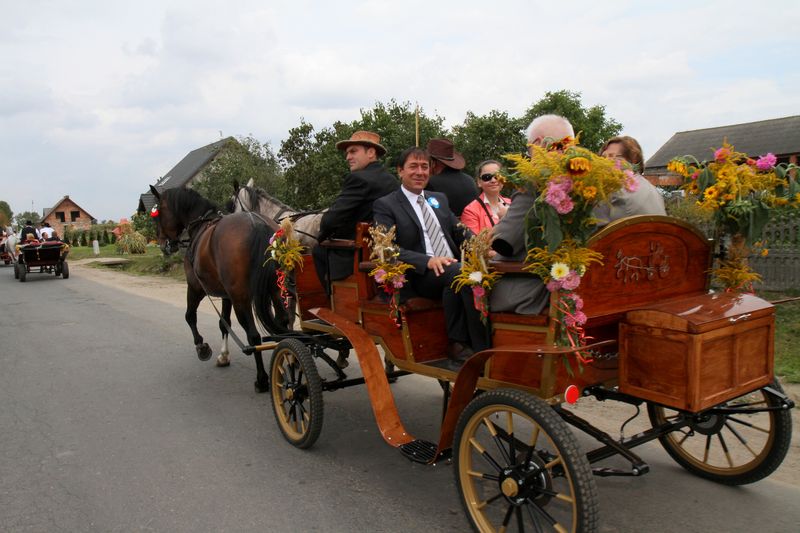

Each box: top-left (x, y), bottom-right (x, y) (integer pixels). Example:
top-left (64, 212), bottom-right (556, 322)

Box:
top-left (61, 261), bottom-right (69, 279)
top-left (269, 339), bottom-right (323, 449)
top-left (647, 379), bottom-right (792, 485)
top-left (454, 389), bottom-right (598, 533)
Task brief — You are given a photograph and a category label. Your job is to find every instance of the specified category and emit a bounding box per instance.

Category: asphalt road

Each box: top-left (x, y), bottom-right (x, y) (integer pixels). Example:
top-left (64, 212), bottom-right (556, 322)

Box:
top-left (1, 264), bottom-right (798, 533)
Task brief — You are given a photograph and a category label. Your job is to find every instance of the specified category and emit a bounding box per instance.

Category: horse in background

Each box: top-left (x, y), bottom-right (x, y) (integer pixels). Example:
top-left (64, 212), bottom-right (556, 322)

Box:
top-left (230, 179), bottom-right (324, 250)
top-left (149, 185), bottom-right (290, 392)
top-left (2, 227), bottom-right (18, 263)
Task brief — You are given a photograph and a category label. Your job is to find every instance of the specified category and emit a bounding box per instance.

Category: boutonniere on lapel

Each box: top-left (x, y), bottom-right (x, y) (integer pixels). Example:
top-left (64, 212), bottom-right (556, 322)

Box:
top-left (426, 196), bottom-right (440, 209)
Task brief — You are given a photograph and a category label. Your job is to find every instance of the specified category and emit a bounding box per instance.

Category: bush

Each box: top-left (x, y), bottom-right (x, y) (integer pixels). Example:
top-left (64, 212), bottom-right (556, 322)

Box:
top-left (116, 231), bottom-right (147, 254)
top-left (665, 194), bottom-right (714, 237)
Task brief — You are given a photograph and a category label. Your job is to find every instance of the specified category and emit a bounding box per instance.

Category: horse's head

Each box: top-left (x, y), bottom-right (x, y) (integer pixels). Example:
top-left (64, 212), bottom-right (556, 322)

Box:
top-left (149, 185), bottom-right (182, 255)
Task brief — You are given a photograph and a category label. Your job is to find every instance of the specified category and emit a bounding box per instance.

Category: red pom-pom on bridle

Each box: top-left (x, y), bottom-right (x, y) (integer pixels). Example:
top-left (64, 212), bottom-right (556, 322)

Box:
top-left (150, 205), bottom-right (159, 218)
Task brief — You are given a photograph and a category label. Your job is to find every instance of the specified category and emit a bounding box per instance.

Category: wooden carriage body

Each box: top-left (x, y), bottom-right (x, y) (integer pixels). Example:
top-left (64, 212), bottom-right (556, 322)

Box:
top-left (292, 215), bottom-right (775, 410)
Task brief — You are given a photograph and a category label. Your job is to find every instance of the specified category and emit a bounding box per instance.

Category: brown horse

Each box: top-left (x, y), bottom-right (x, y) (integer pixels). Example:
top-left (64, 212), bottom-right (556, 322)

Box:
top-left (149, 185), bottom-right (289, 392)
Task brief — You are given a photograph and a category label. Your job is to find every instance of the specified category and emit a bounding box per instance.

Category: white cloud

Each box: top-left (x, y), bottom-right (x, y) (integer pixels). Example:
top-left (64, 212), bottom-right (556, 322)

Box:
top-left (1, 0), bottom-right (798, 220)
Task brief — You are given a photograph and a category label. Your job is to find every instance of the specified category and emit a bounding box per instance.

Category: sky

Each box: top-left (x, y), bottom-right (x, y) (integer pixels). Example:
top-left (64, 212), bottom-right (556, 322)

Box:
top-left (1, 0), bottom-right (799, 222)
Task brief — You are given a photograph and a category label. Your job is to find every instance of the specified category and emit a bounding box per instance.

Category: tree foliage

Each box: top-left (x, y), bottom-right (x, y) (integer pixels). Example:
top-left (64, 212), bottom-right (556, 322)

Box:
top-left (131, 210), bottom-right (156, 242)
top-left (193, 135), bottom-right (283, 209)
top-left (451, 110), bottom-right (528, 176)
top-left (521, 90), bottom-right (622, 153)
top-left (277, 100), bottom-right (446, 210)
top-left (14, 210), bottom-right (41, 228)
top-left (0, 200), bottom-right (12, 228)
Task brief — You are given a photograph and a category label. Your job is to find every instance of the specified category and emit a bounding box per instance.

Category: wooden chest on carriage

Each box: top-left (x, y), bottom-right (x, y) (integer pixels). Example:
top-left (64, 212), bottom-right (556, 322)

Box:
top-left (619, 292), bottom-right (774, 412)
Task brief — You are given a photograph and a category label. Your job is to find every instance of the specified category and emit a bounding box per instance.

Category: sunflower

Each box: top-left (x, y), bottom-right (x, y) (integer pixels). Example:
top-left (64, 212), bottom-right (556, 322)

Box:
top-left (566, 156), bottom-right (591, 176)
top-left (581, 186), bottom-right (598, 201)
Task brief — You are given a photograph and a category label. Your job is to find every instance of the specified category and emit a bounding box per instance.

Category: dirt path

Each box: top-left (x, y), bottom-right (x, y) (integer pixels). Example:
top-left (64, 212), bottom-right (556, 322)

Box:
top-left (71, 259), bottom-right (800, 486)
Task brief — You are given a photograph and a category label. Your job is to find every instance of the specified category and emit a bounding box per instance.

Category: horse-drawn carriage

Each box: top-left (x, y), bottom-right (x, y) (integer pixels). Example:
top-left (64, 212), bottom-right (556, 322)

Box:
top-left (150, 185), bottom-right (793, 533)
top-left (263, 215), bottom-right (792, 532)
top-left (14, 240), bottom-right (70, 282)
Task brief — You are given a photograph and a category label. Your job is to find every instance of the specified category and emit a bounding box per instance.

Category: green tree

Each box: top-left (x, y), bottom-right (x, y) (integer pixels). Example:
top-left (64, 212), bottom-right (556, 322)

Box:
top-left (278, 100), bottom-right (446, 209)
top-left (131, 210), bottom-right (156, 242)
top-left (193, 135), bottom-right (284, 209)
top-left (0, 200), bottom-right (12, 228)
top-left (451, 110), bottom-right (528, 176)
top-left (14, 210), bottom-right (41, 229)
top-left (520, 90), bottom-right (622, 153)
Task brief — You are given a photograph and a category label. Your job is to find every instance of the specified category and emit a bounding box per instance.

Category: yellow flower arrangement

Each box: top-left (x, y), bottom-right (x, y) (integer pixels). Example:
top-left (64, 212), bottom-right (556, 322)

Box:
top-left (367, 225), bottom-right (414, 325)
top-left (265, 218), bottom-right (306, 305)
top-left (452, 229), bottom-right (502, 322)
top-left (669, 142), bottom-right (799, 291)
top-left (502, 136), bottom-right (631, 368)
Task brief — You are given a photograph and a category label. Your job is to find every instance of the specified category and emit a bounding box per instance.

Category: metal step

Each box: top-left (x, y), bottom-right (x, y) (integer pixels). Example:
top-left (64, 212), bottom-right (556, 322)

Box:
top-left (399, 439), bottom-right (438, 464)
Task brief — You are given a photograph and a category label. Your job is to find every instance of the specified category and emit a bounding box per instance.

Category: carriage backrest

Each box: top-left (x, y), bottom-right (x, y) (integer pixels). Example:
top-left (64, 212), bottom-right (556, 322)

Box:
top-left (580, 215), bottom-right (712, 324)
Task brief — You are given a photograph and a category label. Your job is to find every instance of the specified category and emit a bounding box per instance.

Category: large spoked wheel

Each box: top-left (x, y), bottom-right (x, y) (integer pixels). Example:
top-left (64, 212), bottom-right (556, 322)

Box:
top-left (269, 339), bottom-right (323, 449)
top-left (647, 379), bottom-right (792, 485)
top-left (454, 389), bottom-right (598, 533)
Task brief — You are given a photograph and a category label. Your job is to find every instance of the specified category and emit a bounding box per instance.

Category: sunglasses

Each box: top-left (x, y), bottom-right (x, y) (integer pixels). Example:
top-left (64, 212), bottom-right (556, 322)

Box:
top-left (479, 173), bottom-right (498, 182)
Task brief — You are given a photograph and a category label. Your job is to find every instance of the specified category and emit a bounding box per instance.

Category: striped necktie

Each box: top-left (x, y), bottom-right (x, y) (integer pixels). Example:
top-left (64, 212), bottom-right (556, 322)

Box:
top-left (417, 195), bottom-right (453, 258)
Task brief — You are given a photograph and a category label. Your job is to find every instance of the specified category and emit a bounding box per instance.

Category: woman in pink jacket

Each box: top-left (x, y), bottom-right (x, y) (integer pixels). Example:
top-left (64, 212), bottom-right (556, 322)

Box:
top-left (460, 160), bottom-right (511, 234)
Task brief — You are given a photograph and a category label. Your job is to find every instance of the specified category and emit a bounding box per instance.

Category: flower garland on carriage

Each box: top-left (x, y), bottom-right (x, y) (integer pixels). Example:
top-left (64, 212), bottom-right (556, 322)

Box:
top-left (367, 224), bottom-right (414, 326)
top-left (668, 143), bottom-right (800, 292)
top-left (498, 136), bottom-right (634, 373)
top-left (265, 218), bottom-right (306, 306)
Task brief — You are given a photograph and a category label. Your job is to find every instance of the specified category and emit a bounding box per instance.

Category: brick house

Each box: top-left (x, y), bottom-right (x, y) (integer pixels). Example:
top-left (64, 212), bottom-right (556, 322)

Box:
top-left (644, 115), bottom-right (800, 186)
top-left (137, 136), bottom-right (237, 213)
top-left (42, 195), bottom-right (96, 236)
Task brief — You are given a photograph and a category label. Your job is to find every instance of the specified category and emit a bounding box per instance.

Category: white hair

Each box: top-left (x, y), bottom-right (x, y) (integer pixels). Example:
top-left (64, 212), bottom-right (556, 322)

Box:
top-left (525, 114), bottom-right (574, 144)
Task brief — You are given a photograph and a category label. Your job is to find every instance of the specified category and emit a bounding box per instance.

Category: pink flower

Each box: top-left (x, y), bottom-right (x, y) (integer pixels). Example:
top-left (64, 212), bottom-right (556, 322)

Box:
top-left (546, 280), bottom-right (562, 292)
top-left (691, 171), bottom-right (700, 180)
top-left (392, 275), bottom-right (405, 288)
top-left (573, 311), bottom-right (587, 325)
top-left (561, 271), bottom-right (581, 290)
top-left (373, 269), bottom-right (387, 283)
top-left (756, 153), bottom-right (777, 171)
top-left (472, 286), bottom-right (485, 298)
top-left (566, 293), bottom-right (584, 310)
top-left (714, 147), bottom-right (731, 162)
top-left (623, 170), bottom-right (639, 193)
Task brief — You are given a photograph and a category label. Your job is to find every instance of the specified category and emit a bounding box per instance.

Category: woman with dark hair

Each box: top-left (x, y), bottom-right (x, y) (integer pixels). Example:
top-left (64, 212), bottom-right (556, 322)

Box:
top-left (460, 159), bottom-right (511, 234)
top-left (599, 135), bottom-right (646, 173)
top-left (595, 135), bottom-right (666, 224)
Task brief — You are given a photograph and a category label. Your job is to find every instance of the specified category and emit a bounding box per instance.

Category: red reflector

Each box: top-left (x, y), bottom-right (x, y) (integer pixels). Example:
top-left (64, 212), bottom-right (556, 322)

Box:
top-left (565, 385), bottom-right (580, 404)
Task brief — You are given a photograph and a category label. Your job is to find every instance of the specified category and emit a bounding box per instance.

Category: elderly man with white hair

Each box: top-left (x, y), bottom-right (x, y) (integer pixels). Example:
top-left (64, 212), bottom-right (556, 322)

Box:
top-left (488, 114), bottom-right (574, 315)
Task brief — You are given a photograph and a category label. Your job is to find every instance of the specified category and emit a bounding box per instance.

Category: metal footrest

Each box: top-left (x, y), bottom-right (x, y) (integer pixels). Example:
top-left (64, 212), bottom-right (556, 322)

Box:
top-left (399, 439), bottom-right (438, 464)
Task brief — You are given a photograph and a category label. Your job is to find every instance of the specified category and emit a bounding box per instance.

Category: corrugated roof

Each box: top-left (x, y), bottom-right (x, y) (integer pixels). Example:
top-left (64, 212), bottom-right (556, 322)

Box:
top-left (646, 115), bottom-right (800, 169)
top-left (137, 136), bottom-right (236, 213)
top-left (159, 136), bottom-right (235, 189)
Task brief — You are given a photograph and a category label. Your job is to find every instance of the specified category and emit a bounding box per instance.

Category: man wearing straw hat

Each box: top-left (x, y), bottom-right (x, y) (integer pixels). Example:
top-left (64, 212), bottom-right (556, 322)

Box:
top-left (425, 138), bottom-right (479, 217)
top-left (313, 130), bottom-right (398, 292)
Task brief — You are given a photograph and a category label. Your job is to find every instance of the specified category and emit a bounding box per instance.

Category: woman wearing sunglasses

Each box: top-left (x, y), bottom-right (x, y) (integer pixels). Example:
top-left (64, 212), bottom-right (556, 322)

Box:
top-left (460, 159), bottom-right (511, 235)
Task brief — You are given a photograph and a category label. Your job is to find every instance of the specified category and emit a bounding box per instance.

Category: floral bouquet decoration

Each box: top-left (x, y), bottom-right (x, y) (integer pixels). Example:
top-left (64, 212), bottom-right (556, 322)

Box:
top-left (265, 218), bottom-right (306, 306)
top-left (368, 224), bottom-right (413, 326)
top-left (668, 142), bottom-right (799, 292)
top-left (503, 136), bottom-right (631, 372)
top-left (452, 228), bottom-right (502, 323)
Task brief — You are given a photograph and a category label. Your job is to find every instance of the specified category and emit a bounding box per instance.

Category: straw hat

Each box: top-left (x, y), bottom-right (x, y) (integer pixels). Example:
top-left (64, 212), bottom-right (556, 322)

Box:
top-left (335, 130), bottom-right (387, 157)
top-left (426, 138), bottom-right (465, 170)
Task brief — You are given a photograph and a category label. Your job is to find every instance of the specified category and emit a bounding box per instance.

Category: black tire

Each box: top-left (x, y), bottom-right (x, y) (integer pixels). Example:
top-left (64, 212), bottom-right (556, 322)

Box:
top-left (454, 389), bottom-right (598, 533)
top-left (19, 264), bottom-right (26, 282)
top-left (269, 339), bottom-right (323, 449)
top-left (647, 379), bottom-right (792, 485)
top-left (61, 261), bottom-right (69, 279)
top-left (14, 262), bottom-right (19, 279)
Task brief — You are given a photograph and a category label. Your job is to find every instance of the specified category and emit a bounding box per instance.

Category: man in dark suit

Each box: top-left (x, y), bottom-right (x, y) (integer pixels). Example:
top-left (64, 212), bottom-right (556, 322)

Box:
top-left (313, 130), bottom-right (398, 292)
top-left (425, 138), bottom-right (479, 218)
top-left (373, 147), bottom-right (490, 361)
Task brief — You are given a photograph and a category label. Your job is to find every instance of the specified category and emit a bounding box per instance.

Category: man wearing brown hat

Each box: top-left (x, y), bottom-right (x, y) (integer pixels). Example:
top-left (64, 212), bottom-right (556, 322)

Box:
top-left (313, 130), bottom-right (398, 291)
top-left (425, 138), bottom-right (479, 217)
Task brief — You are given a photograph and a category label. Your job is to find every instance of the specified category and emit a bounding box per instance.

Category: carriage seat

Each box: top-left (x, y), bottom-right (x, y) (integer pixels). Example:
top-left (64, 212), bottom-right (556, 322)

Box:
top-left (486, 260), bottom-right (550, 327)
top-left (356, 259), bottom-right (441, 313)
